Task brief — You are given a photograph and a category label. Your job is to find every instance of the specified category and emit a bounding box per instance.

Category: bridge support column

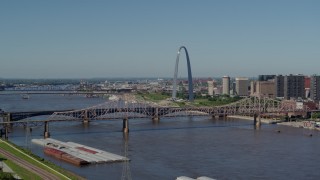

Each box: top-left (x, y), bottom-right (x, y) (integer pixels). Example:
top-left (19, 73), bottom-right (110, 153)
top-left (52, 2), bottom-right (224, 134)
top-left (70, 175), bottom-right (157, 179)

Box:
top-left (254, 114), bottom-right (261, 127)
top-left (152, 108), bottom-right (160, 121)
top-left (83, 110), bottom-right (89, 125)
top-left (5, 113), bottom-right (13, 129)
top-left (123, 118), bottom-right (129, 133)
top-left (2, 125), bottom-right (9, 140)
top-left (44, 121), bottom-right (50, 139)
top-left (1, 114), bottom-right (10, 140)
top-left (5, 113), bottom-right (12, 122)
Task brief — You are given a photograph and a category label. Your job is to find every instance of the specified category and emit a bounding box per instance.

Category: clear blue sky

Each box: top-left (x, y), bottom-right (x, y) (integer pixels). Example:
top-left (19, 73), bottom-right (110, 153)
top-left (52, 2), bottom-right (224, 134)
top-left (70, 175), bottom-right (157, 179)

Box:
top-left (0, 0), bottom-right (319, 78)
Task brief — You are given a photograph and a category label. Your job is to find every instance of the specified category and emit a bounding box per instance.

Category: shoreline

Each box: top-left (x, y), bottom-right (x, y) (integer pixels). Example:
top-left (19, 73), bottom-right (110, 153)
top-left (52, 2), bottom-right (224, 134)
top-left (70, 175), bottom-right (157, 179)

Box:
top-left (227, 115), bottom-right (281, 124)
top-left (228, 115), bottom-right (320, 131)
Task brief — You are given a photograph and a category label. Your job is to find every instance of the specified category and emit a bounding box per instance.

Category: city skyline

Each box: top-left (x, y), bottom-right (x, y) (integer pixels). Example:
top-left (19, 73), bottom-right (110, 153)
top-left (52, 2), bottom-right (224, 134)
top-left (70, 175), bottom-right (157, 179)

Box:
top-left (1, 0), bottom-right (319, 79)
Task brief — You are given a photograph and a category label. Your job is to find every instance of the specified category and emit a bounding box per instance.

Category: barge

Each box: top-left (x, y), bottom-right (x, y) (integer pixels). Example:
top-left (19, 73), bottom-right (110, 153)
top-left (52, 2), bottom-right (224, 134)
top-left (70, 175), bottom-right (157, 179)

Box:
top-left (44, 147), bottom-right (89, 166)
top-left (32, 138), bottom-right (129, 166)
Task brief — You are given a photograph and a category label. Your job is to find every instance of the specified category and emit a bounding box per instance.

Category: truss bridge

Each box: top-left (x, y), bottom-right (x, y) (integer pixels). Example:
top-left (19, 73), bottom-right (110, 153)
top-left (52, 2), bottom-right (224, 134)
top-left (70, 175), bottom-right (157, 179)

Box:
top-left (0, 96), bottom-right (309, 139)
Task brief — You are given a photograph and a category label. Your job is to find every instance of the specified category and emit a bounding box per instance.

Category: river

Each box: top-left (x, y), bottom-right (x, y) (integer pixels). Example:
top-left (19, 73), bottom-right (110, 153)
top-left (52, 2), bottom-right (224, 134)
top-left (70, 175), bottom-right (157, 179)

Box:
top-left (1, 93), bottom-right (320, 180)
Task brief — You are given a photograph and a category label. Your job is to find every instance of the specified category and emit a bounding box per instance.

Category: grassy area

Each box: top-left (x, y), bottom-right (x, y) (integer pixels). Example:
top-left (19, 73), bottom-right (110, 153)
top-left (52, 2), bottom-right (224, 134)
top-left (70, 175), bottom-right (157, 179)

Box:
top-left (1, 156), bottom-right (41, 180)
top-left (192, 97), bottom-right (242, 107)
top-left (135, 92), bottom-right (243, 107)
top-left (0, 140), bottom-right (84, 180)
top-left (135, 92), bottom-right (171, 102)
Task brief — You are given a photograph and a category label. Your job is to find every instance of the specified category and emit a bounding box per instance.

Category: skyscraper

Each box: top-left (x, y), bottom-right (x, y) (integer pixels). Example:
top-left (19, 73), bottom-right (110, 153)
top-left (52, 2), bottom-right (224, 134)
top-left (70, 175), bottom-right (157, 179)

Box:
top-left (310, 75), bottom-right (320, 101)
top-left (207, 80), bottom-right (214, 96)
top-left (250, 81), bottom-right (256, 96)
top-left (258, 75), bottom-right (276, 81)
top-left (235, 77), bottom-right (249, 96)
top-left (222, 76), bottom-right (230, 95)
top-left (275, 75), bottom-right (284, 98)
top-left (284, 74), bottom-right (305, 100)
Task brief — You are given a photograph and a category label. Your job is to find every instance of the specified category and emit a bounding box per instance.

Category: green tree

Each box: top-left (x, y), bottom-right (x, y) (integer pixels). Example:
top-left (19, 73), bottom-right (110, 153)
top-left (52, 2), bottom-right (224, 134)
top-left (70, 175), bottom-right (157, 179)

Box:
top-left (311, 112), bottom-right (320, 119)
top-left (0, 172), bottom-right (15, 180)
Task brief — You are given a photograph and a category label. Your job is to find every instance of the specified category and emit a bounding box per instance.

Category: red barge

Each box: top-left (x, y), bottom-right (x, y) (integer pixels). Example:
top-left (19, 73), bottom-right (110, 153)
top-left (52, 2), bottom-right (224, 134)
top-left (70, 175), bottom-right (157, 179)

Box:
top-left (44, 147), bottom-right (89, 166)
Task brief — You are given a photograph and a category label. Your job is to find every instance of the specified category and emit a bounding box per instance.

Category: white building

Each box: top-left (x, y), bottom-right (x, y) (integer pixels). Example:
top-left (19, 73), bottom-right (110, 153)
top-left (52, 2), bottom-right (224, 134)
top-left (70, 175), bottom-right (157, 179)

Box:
top-left (207, 80), bottom-right (214, 96)
top-left (222, 76), bottom-right (230, 95)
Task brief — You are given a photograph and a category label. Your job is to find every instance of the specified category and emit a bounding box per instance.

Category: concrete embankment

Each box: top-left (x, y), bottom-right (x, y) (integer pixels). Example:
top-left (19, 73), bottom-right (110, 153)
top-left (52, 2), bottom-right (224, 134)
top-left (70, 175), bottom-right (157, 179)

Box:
top-left (229, 115), bottom-right (320, 131)
top-left (228, 115), bottom-right (282, 124)
top-left (277, 121), bottom-right (320, 131)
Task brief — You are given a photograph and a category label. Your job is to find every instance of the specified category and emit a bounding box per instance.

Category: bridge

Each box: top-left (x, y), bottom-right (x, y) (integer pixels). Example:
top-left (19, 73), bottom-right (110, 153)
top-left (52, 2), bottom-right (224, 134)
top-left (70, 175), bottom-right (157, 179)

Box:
top-left (0, 96), bottom-right (309, 139)
top-left (0, 91), bottom-right (125, 95)
top-left (1, 110), bottom-right (74, 122)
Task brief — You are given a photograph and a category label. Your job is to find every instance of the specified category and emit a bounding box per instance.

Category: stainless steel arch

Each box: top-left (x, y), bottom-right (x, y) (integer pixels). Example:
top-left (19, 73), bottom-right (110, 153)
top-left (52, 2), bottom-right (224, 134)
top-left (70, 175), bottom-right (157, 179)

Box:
top-left (172, 46), bottom-right (194, 101)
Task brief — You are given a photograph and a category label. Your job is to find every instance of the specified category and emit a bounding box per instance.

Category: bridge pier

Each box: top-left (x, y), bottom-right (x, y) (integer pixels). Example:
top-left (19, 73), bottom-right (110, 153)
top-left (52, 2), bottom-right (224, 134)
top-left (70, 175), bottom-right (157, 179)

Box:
top-left (44, 121), bottom-right (50, 138)
top-left (83, 110), bottom-right (89, 124)
top-left (123, 118), bottom-right (129, 133)
top-left (254, 114), bottom-right (261, 127)
top-left (5, 125), bottom-right (8, 140)
top-left (152, 116), bottom-right (160, 121)
top-left (1, 114), bottom-right (10, 140)
top-left (7, 113), bottom-right (12, 122)
top-left (1, 125), bottom-right (9, 140)
top-left (152, 108), bottom-right (160, 121)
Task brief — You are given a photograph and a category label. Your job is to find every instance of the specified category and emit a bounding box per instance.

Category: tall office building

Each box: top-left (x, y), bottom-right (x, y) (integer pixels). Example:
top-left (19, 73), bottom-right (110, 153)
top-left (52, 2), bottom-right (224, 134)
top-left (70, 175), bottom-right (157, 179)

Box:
top-left (305, 76), bottom-right (311, 98)
top-left (250, 81), bottom-right (256, 96)
top-left (222, 76), bottom-right (230, 95)
top-left (275, 75), bottom-right (284, 98)
top-left (256, 81), bottom-right (275, 98)
top-left (284, 74), bottom-right (305, 100)
top-left (235, 77), bottom-right (249, 96)
top-left (310, 75), bottom-right (320, 101)
top-left (258, 75), bottom-right (276, 81)
top-left (207, 80), bottom-right (214, 96)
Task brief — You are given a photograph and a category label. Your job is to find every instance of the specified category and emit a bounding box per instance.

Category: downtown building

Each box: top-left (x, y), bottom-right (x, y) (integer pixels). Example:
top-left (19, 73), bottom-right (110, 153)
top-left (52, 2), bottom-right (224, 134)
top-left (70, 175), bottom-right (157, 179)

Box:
top-left (310, 75), bottom-right (320, 101)
top-left (274, 75), bottom-right (285, 98)
top-left (235, 77), bottom-right (249, 96)
top-left (283, 74), bottom-right (305, 100)
top-left (207, 80), bottom-right (215, 96)
top-left (258, 75), bottom-right (276, 81)
top-left (222, 76), bottom-right (230, 95)
top-left (251, 75), bottom-right (276, 98)
top-left (251, 80), bottom-right (275, 98)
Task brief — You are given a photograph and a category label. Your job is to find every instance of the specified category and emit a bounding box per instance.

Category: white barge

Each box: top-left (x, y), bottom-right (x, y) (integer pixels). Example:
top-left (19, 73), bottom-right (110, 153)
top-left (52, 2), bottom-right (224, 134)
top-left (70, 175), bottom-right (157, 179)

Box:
top-left (31, 138), bottom-right (129, 165)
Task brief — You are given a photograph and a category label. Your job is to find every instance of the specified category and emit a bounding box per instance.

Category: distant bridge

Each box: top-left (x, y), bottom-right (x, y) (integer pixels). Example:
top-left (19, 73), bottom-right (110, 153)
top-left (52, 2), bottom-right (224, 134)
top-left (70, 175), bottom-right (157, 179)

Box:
top-left (0, 91), bottom-right (125, 95)
top-left (2, 110), bottom-right (74, 122)
top-left (0, 96), bottom-right (309, 139)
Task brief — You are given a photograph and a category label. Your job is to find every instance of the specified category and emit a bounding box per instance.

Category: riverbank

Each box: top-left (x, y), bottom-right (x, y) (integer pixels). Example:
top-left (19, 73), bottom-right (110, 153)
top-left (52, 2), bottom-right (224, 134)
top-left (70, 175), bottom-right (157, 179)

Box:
top-left (228, 115), bottom-right (282, 124)
top-left (229, 115), bottom-right (320, 131)
top-left (0, 139), bottom-right (86, 180)
top-left (277, 121), bottom-right (320, 131)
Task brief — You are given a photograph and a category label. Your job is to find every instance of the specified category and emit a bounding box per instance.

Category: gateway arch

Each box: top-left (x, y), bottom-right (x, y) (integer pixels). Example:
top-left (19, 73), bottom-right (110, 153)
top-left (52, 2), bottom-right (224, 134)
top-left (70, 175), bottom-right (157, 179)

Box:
top-left (172, 46), bottom-right (194, 101)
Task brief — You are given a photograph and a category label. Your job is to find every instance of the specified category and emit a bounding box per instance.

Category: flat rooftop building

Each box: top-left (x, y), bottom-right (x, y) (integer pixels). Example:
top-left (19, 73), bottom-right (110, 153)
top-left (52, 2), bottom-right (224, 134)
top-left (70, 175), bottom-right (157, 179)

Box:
top-left (235, 77), bottom-right (249, 96)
